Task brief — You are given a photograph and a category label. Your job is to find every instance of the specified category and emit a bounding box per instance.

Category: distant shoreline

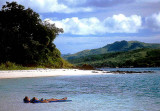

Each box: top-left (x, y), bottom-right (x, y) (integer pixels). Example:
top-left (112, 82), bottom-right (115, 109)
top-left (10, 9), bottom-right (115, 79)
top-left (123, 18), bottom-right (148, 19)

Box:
top-left (0, 69), bottom-right (111, 79)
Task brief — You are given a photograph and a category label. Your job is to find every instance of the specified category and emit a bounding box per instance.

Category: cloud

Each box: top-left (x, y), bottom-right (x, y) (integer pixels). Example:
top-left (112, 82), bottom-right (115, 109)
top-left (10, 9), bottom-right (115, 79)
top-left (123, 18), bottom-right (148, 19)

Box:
top-left (0, 0), bottom-right (159, 15)
top-left (1, 0), bottom-right (159, 14)
top-left (103, 14), bottom-right (142, 33)
top-left (59, 0), bottom-right (160, 8)
top-left (46, 17), bottom-right (105, 35)
top-left (27, 0), bottom-right (92, 13)
top-left (46, 14), bottom-right (142, 35)
top-left (145, 12), bottom-right (160, 31)
top-left (0, 0), bottom-right (92, 13)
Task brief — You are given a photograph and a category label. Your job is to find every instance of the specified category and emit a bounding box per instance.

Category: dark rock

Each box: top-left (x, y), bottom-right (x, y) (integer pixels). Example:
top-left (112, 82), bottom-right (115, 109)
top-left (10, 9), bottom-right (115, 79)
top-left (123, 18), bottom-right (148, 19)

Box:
top-left (78, 64), bottom-right (95, 70)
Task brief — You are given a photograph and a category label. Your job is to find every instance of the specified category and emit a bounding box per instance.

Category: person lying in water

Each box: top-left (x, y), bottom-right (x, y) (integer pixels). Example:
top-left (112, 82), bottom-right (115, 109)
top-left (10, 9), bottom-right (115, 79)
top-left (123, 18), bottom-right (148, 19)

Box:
top-left (23, 96), bottom-right (67, 103)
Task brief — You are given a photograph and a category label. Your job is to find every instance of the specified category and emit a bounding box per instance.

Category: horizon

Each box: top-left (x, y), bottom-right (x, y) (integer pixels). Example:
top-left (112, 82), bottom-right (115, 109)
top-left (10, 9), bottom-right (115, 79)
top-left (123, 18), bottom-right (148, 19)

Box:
top-left (0, 0), bottom-right (160, 54)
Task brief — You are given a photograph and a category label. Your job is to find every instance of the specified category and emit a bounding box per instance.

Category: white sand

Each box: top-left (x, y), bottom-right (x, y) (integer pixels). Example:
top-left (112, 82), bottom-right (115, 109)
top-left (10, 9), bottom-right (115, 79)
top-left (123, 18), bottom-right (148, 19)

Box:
top-left (0, 69), bottom-right (111, 79)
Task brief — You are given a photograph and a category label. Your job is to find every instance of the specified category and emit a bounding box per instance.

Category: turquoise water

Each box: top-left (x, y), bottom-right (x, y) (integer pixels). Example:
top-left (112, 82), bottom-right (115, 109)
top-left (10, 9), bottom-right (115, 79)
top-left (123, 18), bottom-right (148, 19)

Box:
top-left (0, 68), bottom-right (160, 111)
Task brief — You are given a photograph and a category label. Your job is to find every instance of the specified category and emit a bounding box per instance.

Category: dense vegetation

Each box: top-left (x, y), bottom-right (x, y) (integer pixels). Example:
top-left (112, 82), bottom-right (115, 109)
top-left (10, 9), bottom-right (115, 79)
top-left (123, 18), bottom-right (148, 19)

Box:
top-left (63, 40), bottom-right (160, 59)
top-left (0, 2), bottom-right (72, 69)
top-left (64, 48), bottom-right (160, 68)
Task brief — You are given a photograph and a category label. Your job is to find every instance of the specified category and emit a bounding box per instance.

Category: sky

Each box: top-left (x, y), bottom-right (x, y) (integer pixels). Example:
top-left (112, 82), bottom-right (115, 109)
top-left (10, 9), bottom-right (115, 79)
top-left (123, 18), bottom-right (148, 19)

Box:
top-left (0, 0), bottom-right (160, 54)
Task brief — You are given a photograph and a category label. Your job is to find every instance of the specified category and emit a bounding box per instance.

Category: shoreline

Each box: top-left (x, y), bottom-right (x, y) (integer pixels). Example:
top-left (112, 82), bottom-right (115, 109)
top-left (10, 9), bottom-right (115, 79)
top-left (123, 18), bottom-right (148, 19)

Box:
top-left (0, 69), bottom-right (111, 79)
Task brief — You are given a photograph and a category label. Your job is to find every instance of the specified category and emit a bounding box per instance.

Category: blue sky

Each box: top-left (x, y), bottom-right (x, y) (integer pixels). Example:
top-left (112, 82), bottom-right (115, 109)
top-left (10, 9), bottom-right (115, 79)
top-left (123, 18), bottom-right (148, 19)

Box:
top-left (1, 0), bottom-right (160, 54)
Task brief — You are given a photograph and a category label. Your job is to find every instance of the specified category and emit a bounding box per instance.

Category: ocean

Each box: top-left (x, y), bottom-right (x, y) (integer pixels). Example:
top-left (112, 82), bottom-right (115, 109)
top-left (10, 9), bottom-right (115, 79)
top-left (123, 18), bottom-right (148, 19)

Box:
top-left (0, 68), bottom-right (160, 111)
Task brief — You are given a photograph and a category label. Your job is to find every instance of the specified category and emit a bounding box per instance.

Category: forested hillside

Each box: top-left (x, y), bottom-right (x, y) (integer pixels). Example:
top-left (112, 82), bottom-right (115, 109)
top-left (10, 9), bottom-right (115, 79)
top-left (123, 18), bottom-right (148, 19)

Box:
top-left (0, 2), bottom-right (72, 69)
top-left (64, 48), bottom-right (160, 68)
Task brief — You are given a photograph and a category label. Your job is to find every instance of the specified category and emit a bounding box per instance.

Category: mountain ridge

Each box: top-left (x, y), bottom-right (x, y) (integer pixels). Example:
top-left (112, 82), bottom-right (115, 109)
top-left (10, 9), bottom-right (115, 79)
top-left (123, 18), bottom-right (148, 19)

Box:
top-left (63, 40), bottom-right (160, 60)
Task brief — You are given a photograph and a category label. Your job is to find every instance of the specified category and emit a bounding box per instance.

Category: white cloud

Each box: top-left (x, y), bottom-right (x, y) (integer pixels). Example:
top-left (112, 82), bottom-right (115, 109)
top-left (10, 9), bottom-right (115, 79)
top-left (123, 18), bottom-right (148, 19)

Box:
top-left (103, 14), bottom-right (142, 33)
top-left (45, 14), bottom-right (142, 35)
top-left (0, 0), bottom-right (92, 13)
top-left (145, 12), bottom-right (160, 31)
top-left (28, 0), bottom-right (92, 13)
top-left (45, 17), bottom-right (104, 35)
top-left (0, 0), bottom-right (159, 14)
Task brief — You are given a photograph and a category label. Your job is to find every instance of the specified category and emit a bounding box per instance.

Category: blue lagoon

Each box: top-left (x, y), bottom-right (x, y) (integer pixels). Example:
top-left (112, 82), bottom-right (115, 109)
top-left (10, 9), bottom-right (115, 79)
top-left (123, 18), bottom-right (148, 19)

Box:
top-left (0, 68), bottom-right (160, 111)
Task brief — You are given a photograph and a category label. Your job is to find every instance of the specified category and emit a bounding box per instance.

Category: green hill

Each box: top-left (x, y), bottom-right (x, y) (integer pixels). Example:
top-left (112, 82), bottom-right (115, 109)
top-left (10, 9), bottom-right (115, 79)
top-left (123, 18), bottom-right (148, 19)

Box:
top-left (63, 41), bottom-right (160, 68)
top-left (0, 2), bottom-right (72, 69)
top-left (63, 40), bottom-right (160, 60)
top-left (67, 48), bottom-right (160, 68)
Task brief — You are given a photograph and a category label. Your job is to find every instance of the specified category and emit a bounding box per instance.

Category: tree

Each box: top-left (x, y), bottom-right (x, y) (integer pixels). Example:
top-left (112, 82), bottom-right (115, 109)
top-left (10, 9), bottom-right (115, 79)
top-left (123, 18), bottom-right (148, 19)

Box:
top-left (0, 2), bottom-right (63, 66)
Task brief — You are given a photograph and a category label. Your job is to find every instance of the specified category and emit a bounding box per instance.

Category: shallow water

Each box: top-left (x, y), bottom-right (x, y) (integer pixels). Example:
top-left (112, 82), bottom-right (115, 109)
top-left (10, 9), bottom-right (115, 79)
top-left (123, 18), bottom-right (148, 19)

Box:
top-left (0, 68), bottom-right (160, 111)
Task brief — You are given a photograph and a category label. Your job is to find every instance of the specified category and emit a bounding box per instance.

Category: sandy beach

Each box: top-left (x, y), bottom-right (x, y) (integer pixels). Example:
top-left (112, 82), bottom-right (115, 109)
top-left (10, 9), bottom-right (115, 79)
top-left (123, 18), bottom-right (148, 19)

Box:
top-left (0, 69), bottom-right (110, 79)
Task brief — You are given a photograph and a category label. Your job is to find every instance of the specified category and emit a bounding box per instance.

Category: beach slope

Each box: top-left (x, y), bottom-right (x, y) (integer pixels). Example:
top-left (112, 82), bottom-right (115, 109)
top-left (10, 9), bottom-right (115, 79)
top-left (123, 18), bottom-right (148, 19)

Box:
top-left (0, 69), bottom-right (108, 79)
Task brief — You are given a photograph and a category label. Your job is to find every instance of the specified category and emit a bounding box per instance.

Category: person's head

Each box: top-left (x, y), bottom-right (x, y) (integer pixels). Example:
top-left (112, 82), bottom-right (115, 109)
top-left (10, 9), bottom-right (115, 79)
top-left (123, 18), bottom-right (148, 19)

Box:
top-left (32, 97), bottom-right (38, 100)
top-left (30, 97), bottom-right (40, 103)
top-left (23, 96), bottom-right (30, 103)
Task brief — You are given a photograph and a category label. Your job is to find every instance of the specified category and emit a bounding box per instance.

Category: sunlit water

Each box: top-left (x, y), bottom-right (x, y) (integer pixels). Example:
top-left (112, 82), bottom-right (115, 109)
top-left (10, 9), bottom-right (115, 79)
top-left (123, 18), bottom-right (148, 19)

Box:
top-left (0, 68), bottom-right (160, 111)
